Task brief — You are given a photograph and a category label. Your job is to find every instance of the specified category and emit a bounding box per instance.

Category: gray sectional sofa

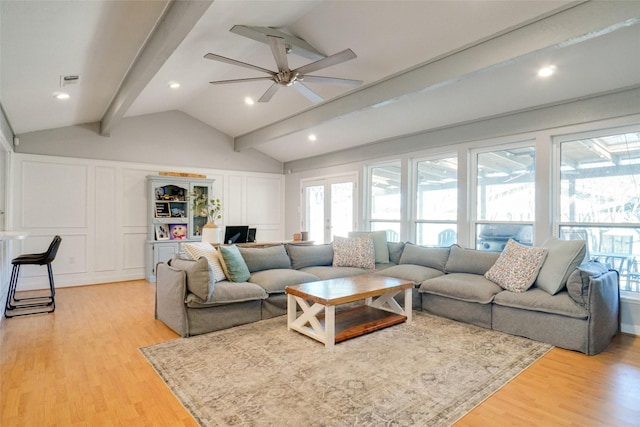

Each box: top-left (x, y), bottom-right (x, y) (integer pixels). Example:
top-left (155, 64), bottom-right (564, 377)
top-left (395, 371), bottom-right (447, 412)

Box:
top-left (155, 238), bottom-right (620, 355)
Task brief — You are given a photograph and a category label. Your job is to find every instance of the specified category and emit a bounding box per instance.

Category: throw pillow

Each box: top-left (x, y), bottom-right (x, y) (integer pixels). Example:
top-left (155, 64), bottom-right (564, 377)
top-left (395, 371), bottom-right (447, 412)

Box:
top-left (181, 242), bottom-right (226, 282)
top-left (332, 236), bottom-right (375, 270)
top-left (218, 245), bottom-right (251, 282)
top-left (535, 237), bottom-right (587, 295)
top-left (484, 239), bottom-right (548, 293)
top-left (168, 256), bottom-right (213, 301)
top-left (348, 230), bottom-right (390, 264)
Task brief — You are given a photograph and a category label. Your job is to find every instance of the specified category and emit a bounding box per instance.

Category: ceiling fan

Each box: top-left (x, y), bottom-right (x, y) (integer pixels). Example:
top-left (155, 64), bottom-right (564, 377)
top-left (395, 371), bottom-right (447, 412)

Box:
top-left (204, 35), bottom-right (363, 103)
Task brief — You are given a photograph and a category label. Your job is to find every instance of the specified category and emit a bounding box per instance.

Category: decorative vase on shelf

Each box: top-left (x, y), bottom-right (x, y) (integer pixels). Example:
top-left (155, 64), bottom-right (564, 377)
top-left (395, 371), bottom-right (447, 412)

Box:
top-left (201, 222), bottom-right (221, 244)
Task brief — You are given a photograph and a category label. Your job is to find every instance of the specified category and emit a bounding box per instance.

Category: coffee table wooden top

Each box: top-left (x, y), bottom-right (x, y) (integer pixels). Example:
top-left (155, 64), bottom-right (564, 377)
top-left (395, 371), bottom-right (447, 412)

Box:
top-left (285, 274), bottom-right (413, 306)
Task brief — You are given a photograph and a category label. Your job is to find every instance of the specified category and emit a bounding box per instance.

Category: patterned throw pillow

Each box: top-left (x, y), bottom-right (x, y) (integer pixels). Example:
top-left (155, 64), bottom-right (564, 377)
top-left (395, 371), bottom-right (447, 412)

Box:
top-left (484, 239), bottom-right (548, 293)
top-left (332, 236), bottom-right (375, 270)
top-left (181, 242), bottom-right (227, 282)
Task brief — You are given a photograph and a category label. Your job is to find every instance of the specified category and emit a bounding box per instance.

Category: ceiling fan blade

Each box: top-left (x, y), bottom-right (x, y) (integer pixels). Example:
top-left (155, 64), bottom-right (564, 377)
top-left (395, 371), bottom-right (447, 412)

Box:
top-left (204, 53), bottom-right (274, 75)
top-left (209, 77), bottom-right (274, 85)
top-left (293, 82), bottom-right (324, 103)
top-left (266, 36), bottom-right (289, 73)
top-left (293, 49), bottom-right (357, 75)
top-left (302, 75), bottom-right (363, 87)
top-left (258, 83), bottom-right (280, 103)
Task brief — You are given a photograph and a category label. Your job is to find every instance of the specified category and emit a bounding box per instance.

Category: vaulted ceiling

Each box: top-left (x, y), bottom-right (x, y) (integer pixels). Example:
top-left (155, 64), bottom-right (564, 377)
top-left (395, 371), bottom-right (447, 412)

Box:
top-left (1, 1), bottom-right (639, 163)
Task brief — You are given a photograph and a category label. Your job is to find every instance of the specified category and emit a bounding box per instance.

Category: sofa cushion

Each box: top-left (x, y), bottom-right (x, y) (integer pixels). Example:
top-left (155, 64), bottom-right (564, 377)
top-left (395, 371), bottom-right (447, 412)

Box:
top-left (493, 288), bottom-right (588, 319)
top-left (485, 240), bottom-right (548, 293)
top-left (375, 264), bottom-right (444, 283)
top-left (535, 237), bottom-right (587, 295)
top-left (348, 230), bottom-right (389, 264)
top-left (332, 236), bottom-right (375, 270)
top-left (566, 260), bottom-right (610, 308)
top-left (238, 244), bottom-right (291, 273)
top-left (181, 242), bottom-right (226, 282)
top-left (218, 245), bottom-right (251, 282)
top-left (387, 241), bottom-right (405, 265)
top-left (249, 269), bottom-right (319, 294)
top-left (419, 273), bottom-right (503, 304)
top-left (299, 266), bottom-right (367, 280)
top-left (185, 281), bottom-right (267, 307)
top-left (399, 243), bottom-right (450, 271)
top-left (286, 243), bottom-right (333, 270)
top-left (445, 245), bottom-right (499, 275)
top-left (168, 256), bottom-right (213, 301)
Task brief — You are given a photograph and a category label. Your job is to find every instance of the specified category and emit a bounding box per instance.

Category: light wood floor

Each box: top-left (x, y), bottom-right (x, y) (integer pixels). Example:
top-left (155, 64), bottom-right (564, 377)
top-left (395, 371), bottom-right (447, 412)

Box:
top-left (1, 280), bottom-right (639, 426)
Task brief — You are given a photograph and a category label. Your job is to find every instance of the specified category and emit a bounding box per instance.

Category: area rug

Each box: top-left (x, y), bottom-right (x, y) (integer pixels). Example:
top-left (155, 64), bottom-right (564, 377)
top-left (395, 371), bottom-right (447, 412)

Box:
top-left (140, 312), bottom-right (551, 426)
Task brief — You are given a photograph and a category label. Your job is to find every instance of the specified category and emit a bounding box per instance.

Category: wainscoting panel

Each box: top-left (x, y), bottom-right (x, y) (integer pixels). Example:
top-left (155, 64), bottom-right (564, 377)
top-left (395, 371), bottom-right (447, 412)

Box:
top-left (95, 166), bottom-right (117, 272)
top-left (246, 176), bottom-right (281, 225)
top-left (123, 232), bottom-right (146, 270)
top-left (227, 175), bottom-right (244, 225)
top-left (16, 233), bottom-right (87, 291)
top-left (21, 160), bottom-right (88, 229)
top-left (9, 154), bottom-right (286, 289)
top-left (123, 168), bottom-right (149, 228)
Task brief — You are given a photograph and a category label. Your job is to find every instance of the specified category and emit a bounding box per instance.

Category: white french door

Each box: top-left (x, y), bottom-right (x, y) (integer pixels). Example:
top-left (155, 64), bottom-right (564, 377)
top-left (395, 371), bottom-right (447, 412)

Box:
top-left (301, 174), bottom-right (358, 244)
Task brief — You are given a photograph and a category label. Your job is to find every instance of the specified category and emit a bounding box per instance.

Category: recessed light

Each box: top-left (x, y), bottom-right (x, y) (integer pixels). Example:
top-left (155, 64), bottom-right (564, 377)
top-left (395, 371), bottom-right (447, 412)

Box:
top-left (244, 97), bottom-right (255, 105)
top-left (168, 82), bottom-right (180, 89)
top-left (537, 66), bottom-right (556, 77)
top-left (54, 92), bottom-right (70, 100)
top-left (308, 134), bottom-right (317, 141)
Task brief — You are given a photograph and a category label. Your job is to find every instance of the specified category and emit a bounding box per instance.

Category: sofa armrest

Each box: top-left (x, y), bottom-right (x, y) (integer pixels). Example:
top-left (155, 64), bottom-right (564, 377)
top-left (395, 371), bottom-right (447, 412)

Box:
top-left (586, 269), bottom-right (620, 355)
top-left (155, 262), bottom-right (189, 337)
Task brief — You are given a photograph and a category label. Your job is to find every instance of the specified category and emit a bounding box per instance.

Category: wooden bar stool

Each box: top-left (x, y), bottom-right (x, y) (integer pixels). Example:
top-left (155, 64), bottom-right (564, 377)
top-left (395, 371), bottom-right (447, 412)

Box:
top-left (5, 235), bottom-right (62, 318)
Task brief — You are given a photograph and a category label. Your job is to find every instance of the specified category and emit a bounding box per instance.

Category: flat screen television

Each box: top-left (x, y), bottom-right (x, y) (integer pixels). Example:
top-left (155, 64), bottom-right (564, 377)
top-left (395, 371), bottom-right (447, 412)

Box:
top-left (223, 226), bottom-right (249, 244)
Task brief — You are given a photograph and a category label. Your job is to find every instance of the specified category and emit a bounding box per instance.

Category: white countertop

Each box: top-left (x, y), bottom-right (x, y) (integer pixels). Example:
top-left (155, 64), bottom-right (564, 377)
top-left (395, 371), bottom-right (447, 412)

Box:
top-left (0, 231), bottom-right (29, 240)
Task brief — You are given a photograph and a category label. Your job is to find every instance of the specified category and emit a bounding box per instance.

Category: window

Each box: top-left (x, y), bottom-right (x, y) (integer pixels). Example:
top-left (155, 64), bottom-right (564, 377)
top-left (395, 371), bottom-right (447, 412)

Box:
top-left (368, 162), bottom-right (401, 242)
top-left (413, 155), bottom-right (457, 246)
top-left (473, 144), bottom-right (535, 251)
top-left (556, 127), bottom-right (640, 293)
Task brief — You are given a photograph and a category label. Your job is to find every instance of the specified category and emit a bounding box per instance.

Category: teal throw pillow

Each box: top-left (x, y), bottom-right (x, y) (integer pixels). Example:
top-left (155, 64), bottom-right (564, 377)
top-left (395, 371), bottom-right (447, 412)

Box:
top-left (218, 245), bottom-right (251, 282)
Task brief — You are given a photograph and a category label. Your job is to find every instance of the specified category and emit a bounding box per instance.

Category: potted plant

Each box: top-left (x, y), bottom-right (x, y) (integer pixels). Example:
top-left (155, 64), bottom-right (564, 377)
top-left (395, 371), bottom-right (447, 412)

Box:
top-left (190, 189), bottom-right (223, 243)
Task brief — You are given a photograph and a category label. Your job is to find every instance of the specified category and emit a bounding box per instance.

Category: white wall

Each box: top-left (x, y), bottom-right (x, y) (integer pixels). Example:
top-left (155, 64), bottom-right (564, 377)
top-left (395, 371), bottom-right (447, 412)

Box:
top-left (6, 153), bottom-right (285, 293)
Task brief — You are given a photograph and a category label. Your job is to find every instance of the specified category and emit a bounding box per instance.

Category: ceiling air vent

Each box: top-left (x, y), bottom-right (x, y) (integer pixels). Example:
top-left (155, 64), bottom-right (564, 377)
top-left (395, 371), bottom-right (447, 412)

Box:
top-left (60, 75), bottom-right (80, 87)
